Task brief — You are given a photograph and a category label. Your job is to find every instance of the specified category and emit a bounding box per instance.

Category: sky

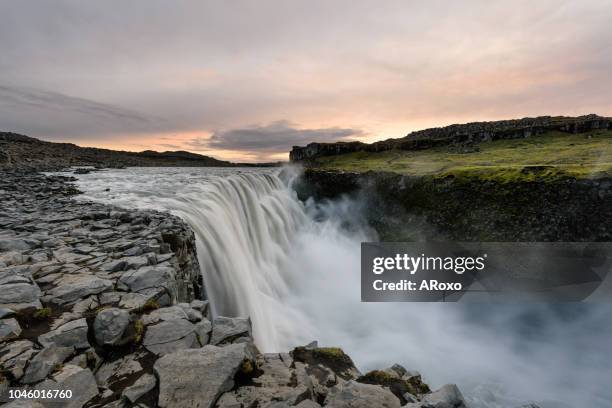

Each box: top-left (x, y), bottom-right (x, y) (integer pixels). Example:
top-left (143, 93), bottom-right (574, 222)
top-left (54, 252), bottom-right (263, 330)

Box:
top-left (1, 0), bottom-right (611, 162)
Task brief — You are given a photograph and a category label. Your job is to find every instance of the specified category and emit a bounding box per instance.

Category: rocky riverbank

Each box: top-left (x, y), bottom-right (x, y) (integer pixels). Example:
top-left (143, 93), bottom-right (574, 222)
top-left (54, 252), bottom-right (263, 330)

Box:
top-left (0, 170), bottom-right (479, 408)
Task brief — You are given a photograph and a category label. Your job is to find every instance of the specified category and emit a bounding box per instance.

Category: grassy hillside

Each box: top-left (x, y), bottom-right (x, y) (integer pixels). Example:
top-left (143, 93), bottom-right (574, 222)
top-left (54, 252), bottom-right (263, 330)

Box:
top-left (312, 130), bottom-right (612, 182)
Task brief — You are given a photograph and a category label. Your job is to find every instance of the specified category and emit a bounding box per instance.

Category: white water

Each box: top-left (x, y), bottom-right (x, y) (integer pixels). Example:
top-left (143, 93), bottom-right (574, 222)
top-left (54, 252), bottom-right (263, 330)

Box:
top-left (72, 167), bottom-right (612, 408)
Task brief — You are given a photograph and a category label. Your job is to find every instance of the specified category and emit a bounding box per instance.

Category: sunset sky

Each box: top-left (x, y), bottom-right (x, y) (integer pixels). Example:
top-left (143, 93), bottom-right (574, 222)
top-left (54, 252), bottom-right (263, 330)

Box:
top-left (1, 0), bottom-right (611, 162)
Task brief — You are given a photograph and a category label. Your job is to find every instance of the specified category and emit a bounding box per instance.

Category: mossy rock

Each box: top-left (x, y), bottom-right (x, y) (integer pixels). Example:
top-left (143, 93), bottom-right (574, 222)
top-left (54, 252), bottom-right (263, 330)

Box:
top-left (291, 346), bottom-right (359, 380)
top-left (357, 369), bottom-right (430, 403)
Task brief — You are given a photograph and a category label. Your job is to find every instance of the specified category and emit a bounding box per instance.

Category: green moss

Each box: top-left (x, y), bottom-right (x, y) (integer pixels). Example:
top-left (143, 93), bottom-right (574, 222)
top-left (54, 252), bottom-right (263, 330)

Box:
top-left (33, 307), bottom-right (53, 320)
top-left (134, 319), bottom-right (145, 344)
top-left (313, 347), bottom-right (346, 360)
top-left (241, 359), bottom-right (254, 375)
top-left (142, 299), bottom-right (160, 312)
top-left (357, 370), bottom-right (431, 402)
top-left (313, 130), bottom-right (612, 180)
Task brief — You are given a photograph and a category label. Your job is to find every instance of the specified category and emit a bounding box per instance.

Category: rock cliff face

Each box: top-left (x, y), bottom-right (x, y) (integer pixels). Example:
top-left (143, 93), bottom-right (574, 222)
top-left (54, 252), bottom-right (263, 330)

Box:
top-left (294, 170), bottom-right (612, 242)
top-left (290, 114), bottom-right (611, 162)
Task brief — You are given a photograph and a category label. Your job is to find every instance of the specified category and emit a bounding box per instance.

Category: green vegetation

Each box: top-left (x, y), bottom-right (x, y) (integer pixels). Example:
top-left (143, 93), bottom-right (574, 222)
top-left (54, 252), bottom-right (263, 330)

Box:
top-left (134, 319), bottom-right (145, 344)
top-left (33, 307), bottom-right (53, 320)
top-left (314, 130), bottom-right (612, 181)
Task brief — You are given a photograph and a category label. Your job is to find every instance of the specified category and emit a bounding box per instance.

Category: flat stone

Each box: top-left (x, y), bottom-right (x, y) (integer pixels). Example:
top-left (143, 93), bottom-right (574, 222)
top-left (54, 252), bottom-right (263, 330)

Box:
top-left (141, 306), bottom-right (188, 326)
top-left (155, 343), bottom-right (257, 408)
top-left (94, 307), bottom-right (130, 346)
top-left (22, 344), bottom-right (74, 384)
top-left (211, 316), bottom-right (252, 345)
top-left (118, 265), bottom-right (176, 294)
top-left (143, 318), bottom-right (198, 356)
top-left (0, 317), bottom-right (22, 341)
top-left (0, 238), bottom-right (31, 251)
top-left (123, 373), bottom-right (157, 403)
top-left (46, 274), bottom-right (113, 304)
top-left (38, 318), bottom-right (90, 349)
top-left (0, 282), bottom-right (42, 311)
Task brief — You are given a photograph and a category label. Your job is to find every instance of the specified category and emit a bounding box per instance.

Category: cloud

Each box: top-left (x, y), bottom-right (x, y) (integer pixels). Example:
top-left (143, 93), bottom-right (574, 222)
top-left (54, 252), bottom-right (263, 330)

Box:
top-left (0, 84), bottom-right (163, 138)
top-left (187, 121), bottom-right (363, 154)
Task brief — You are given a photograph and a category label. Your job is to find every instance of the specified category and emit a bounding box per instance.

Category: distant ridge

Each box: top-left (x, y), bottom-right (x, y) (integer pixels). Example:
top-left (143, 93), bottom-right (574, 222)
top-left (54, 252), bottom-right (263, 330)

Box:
top-left (0, 132), bottom-right (270, 170)
top-left (290, 114), bottom-right (612, 162)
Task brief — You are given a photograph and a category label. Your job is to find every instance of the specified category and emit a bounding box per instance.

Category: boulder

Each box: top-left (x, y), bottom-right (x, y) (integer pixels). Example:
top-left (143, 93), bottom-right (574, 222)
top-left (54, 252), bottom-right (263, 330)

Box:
top-left (93, 307), bottom-right (130, 345)
top-left (195, 319), bottom-right (212, 345)
top-left (292, 346), bottom-right (360, 381)
top-left (22, 344), bottom-right (74, 384)
top-left (38, 318), bottom-right (90, 349)
top-left (143, 318), bottom-right (199, 355)
top-left (0, 238), bottom-right (31, 251)
top-left (155, 343), bottom-right (257, 408)
top-left (95, 354), bottom-right (143, 387)
top-left (326, 381), bottom-right (401, 408)
top-left (211, 316), bottom-right (252, 345)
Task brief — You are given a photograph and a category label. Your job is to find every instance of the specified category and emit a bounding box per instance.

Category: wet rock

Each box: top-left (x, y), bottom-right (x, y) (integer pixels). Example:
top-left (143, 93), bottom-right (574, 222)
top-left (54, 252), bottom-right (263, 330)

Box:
top-left (292, 345), bottom-right (361, 381)
top-left (122, 373), bottom-right (157, 403)
top-left (326, 381), bottom-right (401, 408)
top-left (143, 318), bottom-right (199, 355)
top-left (155, 342), bottom-right (257, 408)
top-left (93, 307), bottom-right (130, 346)
top-left (22, 344), bottom-right (74, 384)
top-left (38, 318), bottom-right (90, 349)
top-left (211, 316), bottom-right (252, 345)
top-left (0, 317), bottom-right (22, 341)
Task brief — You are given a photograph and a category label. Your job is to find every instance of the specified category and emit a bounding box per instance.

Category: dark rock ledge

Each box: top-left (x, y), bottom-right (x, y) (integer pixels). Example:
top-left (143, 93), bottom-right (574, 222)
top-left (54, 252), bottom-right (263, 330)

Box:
top-left (0, 170), bottom-right (510, 408)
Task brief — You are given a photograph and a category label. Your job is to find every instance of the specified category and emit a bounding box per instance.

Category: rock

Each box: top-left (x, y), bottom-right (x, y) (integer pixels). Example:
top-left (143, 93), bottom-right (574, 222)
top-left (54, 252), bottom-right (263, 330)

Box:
top-left (123, 373), bottom-right (157, 403)
top-left (38, 318), bottom-right (90, 349)
top-left (101, 259), bottom-right (127, 272)
top-left (0, 307), bottom-right (15, 318)
top-left (52, 365), bottom-right (99, 408)
top-left (143, 318), bottom-right (199, 355)
top-left (0, 340), bottom-right (38, 380)
top-left (118, 265), bottom-right (176, 295)
top-left (0, 317), bottom-right (22, 341)
top-left (418, 384), bottom-right (468, 408)
top-left (22, 344), bottom-right (74, 384)
top-left (195, 319), bottom-right (212, 345)
top-left (94, 307), bottom-right (130, 345)
top-left (0, 238), bottom-right (31, 251)
top-left (46, 274), bottom-right (112, 305)
top-left (155, 342), bottom-right (257, 408)
top-left (0, 282), bottom-right (42, 311)
top-left (325, 381), bottom-right (401, 408)
top-left (292, 346), bottom-right (361, 381)
top-left (95, 354), bottom-right (143, 387)
top-left (177, 303), bottom-right (203, 322)
top-left (211, 316), bottom-right (252, 345)
top-left (141, 305), bottom-right (188, 325)
top-left (118, 292), bottom-right (151, 310)
top-left (296, 401), bottom-right (322, 408)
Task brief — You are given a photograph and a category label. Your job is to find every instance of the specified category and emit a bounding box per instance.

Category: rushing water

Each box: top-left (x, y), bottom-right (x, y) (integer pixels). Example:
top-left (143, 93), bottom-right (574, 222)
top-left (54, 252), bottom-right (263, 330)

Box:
top-left (72, 167), bottom-right (612, 408)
